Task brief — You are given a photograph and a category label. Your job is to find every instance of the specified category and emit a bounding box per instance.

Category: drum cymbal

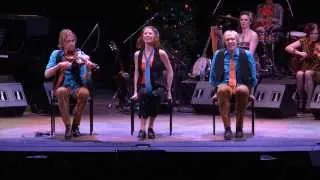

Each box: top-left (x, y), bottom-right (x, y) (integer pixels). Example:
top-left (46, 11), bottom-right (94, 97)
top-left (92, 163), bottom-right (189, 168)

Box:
top-left (218, 14), bottom-right (239, 21)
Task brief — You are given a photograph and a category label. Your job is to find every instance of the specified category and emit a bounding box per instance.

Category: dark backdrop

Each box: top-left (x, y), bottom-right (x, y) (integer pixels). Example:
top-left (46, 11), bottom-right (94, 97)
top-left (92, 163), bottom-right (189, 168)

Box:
top-left (0, 0), bottom-right (319, 89)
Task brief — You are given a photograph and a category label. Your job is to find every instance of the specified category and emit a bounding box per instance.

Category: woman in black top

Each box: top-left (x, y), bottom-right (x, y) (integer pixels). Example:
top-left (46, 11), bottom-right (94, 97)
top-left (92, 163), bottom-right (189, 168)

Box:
top-left (131, 25), bottom-right (174, 140)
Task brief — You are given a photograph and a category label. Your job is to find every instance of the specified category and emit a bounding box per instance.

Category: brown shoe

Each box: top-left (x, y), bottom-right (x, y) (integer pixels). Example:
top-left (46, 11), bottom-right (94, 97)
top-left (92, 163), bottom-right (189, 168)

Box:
top-left (65, 125), bottom-right (72, 140)
top-left (235, 129), bottom-right (244, 138)
top-left (224, 129), bottom-right (232, 140)
top-left (72, 125), bottom-right (81, 137)
top-left (137, 130), bottom-right (146, 140)
top-left (147, 128), bottom-right (155, 139)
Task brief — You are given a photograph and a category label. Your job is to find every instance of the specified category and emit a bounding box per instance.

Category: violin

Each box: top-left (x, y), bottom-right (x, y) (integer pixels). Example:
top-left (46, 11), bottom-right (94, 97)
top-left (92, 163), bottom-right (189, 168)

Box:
top-left (63, 54), bottom-right (86, 65)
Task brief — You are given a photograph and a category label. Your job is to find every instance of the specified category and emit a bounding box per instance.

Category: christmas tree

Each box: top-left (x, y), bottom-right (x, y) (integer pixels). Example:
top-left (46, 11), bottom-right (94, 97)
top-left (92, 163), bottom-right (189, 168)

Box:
top-left (141, 0), bottom-right (199, 75)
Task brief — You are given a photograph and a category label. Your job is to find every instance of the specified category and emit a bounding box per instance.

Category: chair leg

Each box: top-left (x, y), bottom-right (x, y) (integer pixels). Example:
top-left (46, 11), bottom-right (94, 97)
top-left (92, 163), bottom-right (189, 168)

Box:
top-left (169, 101), bottom-right (172, 136)
top-left (50, 103), bottom-right (55, 136)
top-left (130, 100), bottom-right (135, 136)
top-left (251, 101), bottom-right (255, 136)
top-left (212, 104), bottom-right (216, 135)
top-left (90, 99), bottom-right (93, 135)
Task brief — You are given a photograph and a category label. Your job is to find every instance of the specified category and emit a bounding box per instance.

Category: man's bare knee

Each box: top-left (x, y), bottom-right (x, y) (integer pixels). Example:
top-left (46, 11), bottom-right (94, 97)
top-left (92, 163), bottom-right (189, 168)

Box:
top-left (55, 87), bottom-right (69, 97)
top-left (235, 85), bottom-right (249, 96)
top-left (78, 87), bottom-right (90, 99)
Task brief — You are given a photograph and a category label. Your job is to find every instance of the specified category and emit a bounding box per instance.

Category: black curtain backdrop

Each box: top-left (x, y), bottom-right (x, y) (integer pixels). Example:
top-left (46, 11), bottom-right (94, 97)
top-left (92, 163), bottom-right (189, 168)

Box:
top-left (0, 0), bottom-right (319, 89)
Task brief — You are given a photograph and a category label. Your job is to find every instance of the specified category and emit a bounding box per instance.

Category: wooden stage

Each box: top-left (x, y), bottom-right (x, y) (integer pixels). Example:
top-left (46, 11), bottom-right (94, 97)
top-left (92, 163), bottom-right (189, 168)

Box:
top-left (0, 91), bottom-right (320, 153)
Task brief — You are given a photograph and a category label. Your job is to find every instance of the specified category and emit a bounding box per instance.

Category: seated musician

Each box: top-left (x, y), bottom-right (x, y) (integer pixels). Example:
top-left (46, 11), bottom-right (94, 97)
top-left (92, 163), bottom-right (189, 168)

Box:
top-left (209, 30), bottom-right (257, 140)
top-left (44, 29), bottom-right (97, 139)
top-left (238, 11), bottom-right (260, 77)
top-left (254, 0), bottom-right (284, 33)
top-left (285, 23), bottom-right (319, 112)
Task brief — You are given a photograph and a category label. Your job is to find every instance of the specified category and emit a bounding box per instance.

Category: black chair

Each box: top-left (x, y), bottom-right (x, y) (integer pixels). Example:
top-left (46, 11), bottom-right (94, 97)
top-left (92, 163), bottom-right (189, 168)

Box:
top-left (130, 98), bottom-right (173, 136)
top-left (212, 94), bottom-right (255, 136)
top-left (47, 82), bottom-right (94, 136)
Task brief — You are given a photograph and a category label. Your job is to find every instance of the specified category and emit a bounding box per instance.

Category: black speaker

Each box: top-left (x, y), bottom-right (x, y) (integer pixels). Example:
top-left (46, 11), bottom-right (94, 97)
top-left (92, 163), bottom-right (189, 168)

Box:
top-left (190, 81), bottom-right (218, 114)
top-left (0, 82), bottom-right (28, 116)
top-left (309, 85), bottom-right (320, 119)
top-left (254, 83), bottom-right (297, 117)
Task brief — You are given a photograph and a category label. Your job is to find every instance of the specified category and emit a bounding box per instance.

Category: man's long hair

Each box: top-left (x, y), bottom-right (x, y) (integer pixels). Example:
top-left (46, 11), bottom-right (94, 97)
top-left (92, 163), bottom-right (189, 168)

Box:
top-left (57, 29), bottom-right (78, 49)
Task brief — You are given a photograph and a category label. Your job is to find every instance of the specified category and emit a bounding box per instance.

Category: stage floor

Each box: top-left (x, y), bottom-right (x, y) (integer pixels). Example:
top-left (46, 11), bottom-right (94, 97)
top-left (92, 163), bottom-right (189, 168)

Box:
top-left (0, 102), bottom-right (320, 153)
top-left (1, 88), bottom-right (320, 179)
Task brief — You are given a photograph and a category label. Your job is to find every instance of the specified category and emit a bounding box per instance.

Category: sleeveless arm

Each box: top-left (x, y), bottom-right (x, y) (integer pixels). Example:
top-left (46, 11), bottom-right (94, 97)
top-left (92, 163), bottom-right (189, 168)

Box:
top-left (133, 51), bottom-right (140, 95)
top-left (249, 32), bottom-right (259, 55)
top-left (159, 49), bottom-right (174, 92)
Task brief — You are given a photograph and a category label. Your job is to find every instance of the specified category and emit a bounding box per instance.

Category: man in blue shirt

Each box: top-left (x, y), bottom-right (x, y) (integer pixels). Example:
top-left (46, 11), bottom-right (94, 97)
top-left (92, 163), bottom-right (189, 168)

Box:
top-left (44, 29), bottom-right (96, 139)
top-left (209, 30), bottom-right (257, 140)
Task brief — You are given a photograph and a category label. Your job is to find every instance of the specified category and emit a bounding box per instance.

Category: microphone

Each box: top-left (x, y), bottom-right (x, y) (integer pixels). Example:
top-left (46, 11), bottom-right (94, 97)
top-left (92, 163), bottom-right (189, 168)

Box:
top-left (92, 63), bottom-right (100, 71)
top-left (151, 12), bottom-right (159, 20)
top-left (147, 12), bottom-right (159, 23)
top-left (94, 23), bottom-right (99, 31)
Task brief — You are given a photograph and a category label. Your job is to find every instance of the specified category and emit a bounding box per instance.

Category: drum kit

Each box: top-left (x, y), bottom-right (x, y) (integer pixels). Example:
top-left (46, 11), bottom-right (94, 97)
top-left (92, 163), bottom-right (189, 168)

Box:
top-left (287, 31), bottom-right (306, 42)
top-left (256, 29), bottom-right (280, 76)
top-left (193, 13), bottom-right (308, 79)
top-left (217, 14), bottom-right (308, 77)
top-left (256, 29), bottom-right (307, 77)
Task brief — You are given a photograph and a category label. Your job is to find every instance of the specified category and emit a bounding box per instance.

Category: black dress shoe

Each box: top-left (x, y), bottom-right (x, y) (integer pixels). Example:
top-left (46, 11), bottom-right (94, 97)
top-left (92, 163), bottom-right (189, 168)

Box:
top-left (72, 126), bottom-right (81, 137)
top-left (224, 129), bottom-right (232, 140)
top-left (235, 129), bottom-right (244, 138)
top-left (147, 128), bottom-right (155, 139)
top-left (137, 130), bottom-right (146, 140)
top-left (65, 125), bottom-right (72, 140)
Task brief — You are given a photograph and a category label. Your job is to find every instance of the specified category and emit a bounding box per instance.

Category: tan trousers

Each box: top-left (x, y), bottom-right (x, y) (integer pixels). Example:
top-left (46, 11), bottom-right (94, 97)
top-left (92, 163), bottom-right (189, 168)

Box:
top-left (216, 84), bottom-right (249, 130)
top-left (55, 86), bottom-right (89, 127)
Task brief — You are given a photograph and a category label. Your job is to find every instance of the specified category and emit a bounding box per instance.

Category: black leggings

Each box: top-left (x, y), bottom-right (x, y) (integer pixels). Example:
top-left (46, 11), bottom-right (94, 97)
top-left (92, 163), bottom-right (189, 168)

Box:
top-left (138, 87), bottom-right (165, 118)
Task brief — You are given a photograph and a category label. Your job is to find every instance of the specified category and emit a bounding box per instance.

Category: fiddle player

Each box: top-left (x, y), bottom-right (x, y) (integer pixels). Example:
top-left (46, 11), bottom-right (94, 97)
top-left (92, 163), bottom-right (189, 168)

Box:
top-left (44, 29), bottom-right (97, 139)
top-left (285, 23), bottom-right (319, 112)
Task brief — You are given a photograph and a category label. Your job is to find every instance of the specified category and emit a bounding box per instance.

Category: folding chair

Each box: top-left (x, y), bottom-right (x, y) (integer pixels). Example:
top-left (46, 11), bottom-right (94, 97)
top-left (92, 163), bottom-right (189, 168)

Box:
top-left (130, 99), bottom-right (173, 136)
top-left (45, 82), bottom-right (94, 136)
top-left (212, 94), bottom-right (255, 136)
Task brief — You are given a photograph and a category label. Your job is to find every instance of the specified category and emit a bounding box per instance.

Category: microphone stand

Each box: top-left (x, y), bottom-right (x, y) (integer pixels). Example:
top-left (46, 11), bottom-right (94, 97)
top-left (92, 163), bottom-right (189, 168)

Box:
top-left (122, 12), bottom-right (159, 45)
top-left (80, 23), bottom-right (99, 50)
top-left (284, 0), bottom-right (294, 37)
top-left (80, 22), bottom-right (100, 102)
top-left (204, 0), bottom-right (224, 56)
top-left (212, 0), bottom-right (224, 16)
top-left (284, 0), bottom-right (295, 76)
top-left (162, 46), bottom-right (186, 106)
top-left (286, 0), bottom-right (294, 18)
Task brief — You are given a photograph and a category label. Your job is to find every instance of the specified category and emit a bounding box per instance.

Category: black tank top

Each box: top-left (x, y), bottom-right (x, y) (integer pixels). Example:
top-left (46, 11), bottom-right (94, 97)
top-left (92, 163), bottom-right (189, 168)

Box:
top-left (138, 48), bottom-right (166, 89)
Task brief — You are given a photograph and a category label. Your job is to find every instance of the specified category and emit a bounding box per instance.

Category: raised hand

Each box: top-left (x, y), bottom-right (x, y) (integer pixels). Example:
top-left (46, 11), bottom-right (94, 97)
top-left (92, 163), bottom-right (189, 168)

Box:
top-left (59, 61), bottom-right (72, 71)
